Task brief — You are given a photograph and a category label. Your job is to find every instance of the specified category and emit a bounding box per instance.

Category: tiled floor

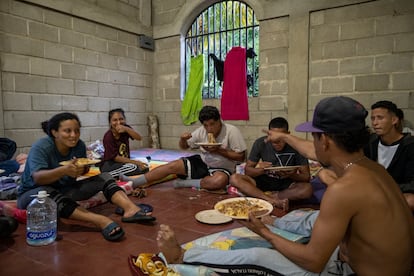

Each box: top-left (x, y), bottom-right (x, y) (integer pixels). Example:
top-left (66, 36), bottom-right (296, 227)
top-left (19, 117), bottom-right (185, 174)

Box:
top-left (0, 181), bottom-right (259, 276)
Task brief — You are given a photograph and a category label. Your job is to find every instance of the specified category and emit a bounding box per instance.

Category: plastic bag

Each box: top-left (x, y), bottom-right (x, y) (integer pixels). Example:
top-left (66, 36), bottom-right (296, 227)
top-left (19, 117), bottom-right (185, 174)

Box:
top-left (87, 140), bottom-right (104, 159)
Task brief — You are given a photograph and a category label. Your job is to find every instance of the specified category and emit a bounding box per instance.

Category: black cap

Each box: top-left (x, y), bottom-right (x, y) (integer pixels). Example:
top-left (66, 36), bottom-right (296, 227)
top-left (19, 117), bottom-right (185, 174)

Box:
top-left (295, 96), bottom-right (368, 133)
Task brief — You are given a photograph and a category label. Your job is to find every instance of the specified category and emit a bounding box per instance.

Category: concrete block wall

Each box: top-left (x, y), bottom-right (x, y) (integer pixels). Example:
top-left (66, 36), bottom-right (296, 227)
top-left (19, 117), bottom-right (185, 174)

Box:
top-left (153, 11), bottom-right (290, 151)
top-left (0, 0), bottom-right (153, 153)
top-left (309, 0), bottom-right (414, 126)
top-left (1, 0), bottom-right (414, 154)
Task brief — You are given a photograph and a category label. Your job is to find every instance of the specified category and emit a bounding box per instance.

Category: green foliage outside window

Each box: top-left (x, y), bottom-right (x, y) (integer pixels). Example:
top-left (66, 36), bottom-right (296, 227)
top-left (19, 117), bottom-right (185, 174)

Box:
top-left (185, 1), bottom-right (259, 99)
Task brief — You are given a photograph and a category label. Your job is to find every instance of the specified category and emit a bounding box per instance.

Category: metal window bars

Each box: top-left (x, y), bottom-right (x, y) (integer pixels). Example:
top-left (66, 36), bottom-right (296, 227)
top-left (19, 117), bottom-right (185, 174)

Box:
top-left (184, 1), bottom-right (259, 99)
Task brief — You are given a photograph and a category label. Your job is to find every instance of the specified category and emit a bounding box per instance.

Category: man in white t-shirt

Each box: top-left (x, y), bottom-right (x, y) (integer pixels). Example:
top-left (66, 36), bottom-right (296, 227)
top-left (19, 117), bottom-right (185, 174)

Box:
top-left (120, 106), bottom-right (247, 191)
top-left (364, 100), bottom-right (414, 211)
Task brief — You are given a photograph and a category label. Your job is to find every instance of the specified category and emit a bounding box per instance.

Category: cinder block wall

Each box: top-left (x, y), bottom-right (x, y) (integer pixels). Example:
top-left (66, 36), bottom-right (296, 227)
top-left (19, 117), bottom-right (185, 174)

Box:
top-left (152, 1), bottom-right (291, 150)
top-left (152, 16), bottom-right (290, 150)
top-left (0, 0), bottom-right (153, 153)
top-left (1, 0), bottom-right (413, 154)
top-left (308, 1), bottom-right (414, 119)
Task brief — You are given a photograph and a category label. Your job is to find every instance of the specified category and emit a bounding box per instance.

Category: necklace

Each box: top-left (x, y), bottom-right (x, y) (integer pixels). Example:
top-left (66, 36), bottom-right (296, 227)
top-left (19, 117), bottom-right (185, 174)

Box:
top-left (344, 156), bottom-right (366, 171)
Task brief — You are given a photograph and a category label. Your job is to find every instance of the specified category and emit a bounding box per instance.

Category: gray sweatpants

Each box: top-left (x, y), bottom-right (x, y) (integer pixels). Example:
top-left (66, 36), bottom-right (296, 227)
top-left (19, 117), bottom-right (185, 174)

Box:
top-left (183, 210), bottom-right (354, 276)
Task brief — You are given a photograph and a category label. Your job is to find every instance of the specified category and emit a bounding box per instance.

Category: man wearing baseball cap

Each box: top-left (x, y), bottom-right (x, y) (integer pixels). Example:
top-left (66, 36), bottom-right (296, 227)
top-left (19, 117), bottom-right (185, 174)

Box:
top-left (155, 96), bottom-right (414, 276)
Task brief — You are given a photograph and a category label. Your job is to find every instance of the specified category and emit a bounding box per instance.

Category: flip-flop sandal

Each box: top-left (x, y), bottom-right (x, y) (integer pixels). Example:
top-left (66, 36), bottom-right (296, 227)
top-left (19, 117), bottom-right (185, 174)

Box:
top-left (115, 203), bottom-right (153, 216)
top-left (0, 216), bottom-right (18, 238)
top-left (121, 211), bottom-right (156, 223)
top-left (102, 222), bottom-right (124, 242)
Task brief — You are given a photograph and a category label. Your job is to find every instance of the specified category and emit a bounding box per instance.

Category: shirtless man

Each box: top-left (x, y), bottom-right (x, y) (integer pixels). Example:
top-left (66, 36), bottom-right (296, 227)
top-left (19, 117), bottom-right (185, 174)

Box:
top-left (156, 96), bottom-right (414, 275)
top-left (252, 101), bottom-right (414, 211)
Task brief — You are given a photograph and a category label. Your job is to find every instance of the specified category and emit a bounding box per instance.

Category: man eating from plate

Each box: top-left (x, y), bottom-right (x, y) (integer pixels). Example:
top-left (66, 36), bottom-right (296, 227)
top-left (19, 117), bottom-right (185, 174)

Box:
top-left (229, 117), bottom-right (312, 211)
top-left (120, 106), bottom-right (247, 192)
top-left (156, 96), bottom-right (414, 276)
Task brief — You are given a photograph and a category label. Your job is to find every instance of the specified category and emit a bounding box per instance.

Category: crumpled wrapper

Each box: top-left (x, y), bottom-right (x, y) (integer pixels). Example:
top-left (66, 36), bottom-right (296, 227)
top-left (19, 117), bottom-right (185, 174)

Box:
top-left (133, 253), bottom-right (180, 276)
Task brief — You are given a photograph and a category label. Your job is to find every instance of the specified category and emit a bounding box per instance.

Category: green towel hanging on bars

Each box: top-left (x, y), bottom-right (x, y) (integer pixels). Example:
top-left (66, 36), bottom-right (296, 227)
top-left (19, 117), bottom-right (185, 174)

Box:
top-left (181, 54), bottom-right (204, 125)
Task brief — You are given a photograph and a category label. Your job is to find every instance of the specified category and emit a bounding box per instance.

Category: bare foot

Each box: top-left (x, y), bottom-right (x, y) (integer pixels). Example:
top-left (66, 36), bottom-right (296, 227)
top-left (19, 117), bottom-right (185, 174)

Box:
top-left (278, 198), bottom-right (289, 212)
top-left (271, 192), bottom-right (289, 212)
top-left (156, 224), bottom-right (185, 264)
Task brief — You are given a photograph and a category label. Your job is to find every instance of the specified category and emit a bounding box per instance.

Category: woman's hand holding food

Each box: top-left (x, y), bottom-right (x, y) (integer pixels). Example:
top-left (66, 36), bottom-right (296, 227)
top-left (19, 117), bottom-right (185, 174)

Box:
top-left (64, 159), bottom-right (87, 178)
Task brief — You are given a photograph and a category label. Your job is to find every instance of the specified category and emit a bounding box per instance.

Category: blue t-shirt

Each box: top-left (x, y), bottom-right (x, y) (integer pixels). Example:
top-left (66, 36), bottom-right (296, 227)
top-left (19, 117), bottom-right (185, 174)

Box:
top-left (18, 136), bottom-right (87, 195)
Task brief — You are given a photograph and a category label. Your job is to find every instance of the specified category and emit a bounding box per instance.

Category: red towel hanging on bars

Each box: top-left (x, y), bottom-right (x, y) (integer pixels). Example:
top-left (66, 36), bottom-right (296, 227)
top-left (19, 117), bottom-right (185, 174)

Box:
top-left (220, 46), bottom-right (249, 120)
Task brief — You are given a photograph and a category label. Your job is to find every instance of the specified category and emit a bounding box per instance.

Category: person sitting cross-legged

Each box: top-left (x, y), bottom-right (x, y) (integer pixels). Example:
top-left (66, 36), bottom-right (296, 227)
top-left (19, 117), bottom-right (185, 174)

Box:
top-left (229, 117), bottom-right (312, 211)
top-left (120, 106), bottom-right (247, 192)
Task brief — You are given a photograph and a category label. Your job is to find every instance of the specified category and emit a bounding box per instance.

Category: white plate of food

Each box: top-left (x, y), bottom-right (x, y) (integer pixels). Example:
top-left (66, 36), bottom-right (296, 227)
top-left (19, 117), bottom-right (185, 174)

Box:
top-left (195, 209), bottom-right (233, 224)
top-left (59, 158), bottom-right (101, 166)
top-left (263, 165), bottom-right (302, 172)
top-left (214, 197), bottom-right (273, 219)
top-left (195, 142), bottom-right (223, 147)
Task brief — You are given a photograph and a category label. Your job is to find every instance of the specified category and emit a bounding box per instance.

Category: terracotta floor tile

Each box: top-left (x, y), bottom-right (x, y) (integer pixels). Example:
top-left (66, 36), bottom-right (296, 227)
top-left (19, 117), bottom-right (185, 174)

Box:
top-left (0, 250), bottom-right (66, 275)
top-left (0, 182), bottom-right (242, 276)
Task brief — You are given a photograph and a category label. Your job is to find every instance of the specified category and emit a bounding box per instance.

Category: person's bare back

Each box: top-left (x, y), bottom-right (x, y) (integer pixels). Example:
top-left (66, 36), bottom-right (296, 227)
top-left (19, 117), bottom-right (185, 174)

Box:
top-left (317, 159), bottom-right (414, 275)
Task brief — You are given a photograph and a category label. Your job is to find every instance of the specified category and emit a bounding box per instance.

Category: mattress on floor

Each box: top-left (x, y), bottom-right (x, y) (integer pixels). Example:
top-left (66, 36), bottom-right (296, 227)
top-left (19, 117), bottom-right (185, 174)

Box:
top-left (130, 147), bottom-right (195, 162)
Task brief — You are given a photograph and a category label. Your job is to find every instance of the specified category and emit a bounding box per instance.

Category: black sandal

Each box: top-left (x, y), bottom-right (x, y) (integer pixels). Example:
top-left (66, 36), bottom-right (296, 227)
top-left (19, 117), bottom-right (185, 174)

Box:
top-left (0, 216), bottom-right (18, 238)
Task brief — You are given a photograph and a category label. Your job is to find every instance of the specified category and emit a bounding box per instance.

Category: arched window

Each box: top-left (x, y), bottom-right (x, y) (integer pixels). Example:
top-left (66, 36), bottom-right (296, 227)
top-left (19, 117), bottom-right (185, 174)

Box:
top-left (184, 1), bottom-right (259, 99)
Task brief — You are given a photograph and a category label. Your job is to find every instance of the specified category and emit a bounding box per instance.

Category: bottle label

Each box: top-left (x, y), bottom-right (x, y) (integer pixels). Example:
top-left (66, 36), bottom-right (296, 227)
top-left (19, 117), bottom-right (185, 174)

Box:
top-left (27, 229), bottom-right (56, 241)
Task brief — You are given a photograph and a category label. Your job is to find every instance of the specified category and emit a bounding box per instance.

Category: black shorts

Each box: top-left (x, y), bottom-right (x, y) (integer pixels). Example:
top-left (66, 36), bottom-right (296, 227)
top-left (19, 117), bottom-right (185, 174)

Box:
top-left (254, 174), bottom-right (292, 192)
top-left (179, 154), bottom-right (231, 180)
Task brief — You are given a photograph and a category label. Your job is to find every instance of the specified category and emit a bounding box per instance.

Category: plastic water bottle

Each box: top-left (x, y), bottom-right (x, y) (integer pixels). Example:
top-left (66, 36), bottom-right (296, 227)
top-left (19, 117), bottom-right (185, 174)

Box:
top-left (26, 190), bottom-right (57, 246)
